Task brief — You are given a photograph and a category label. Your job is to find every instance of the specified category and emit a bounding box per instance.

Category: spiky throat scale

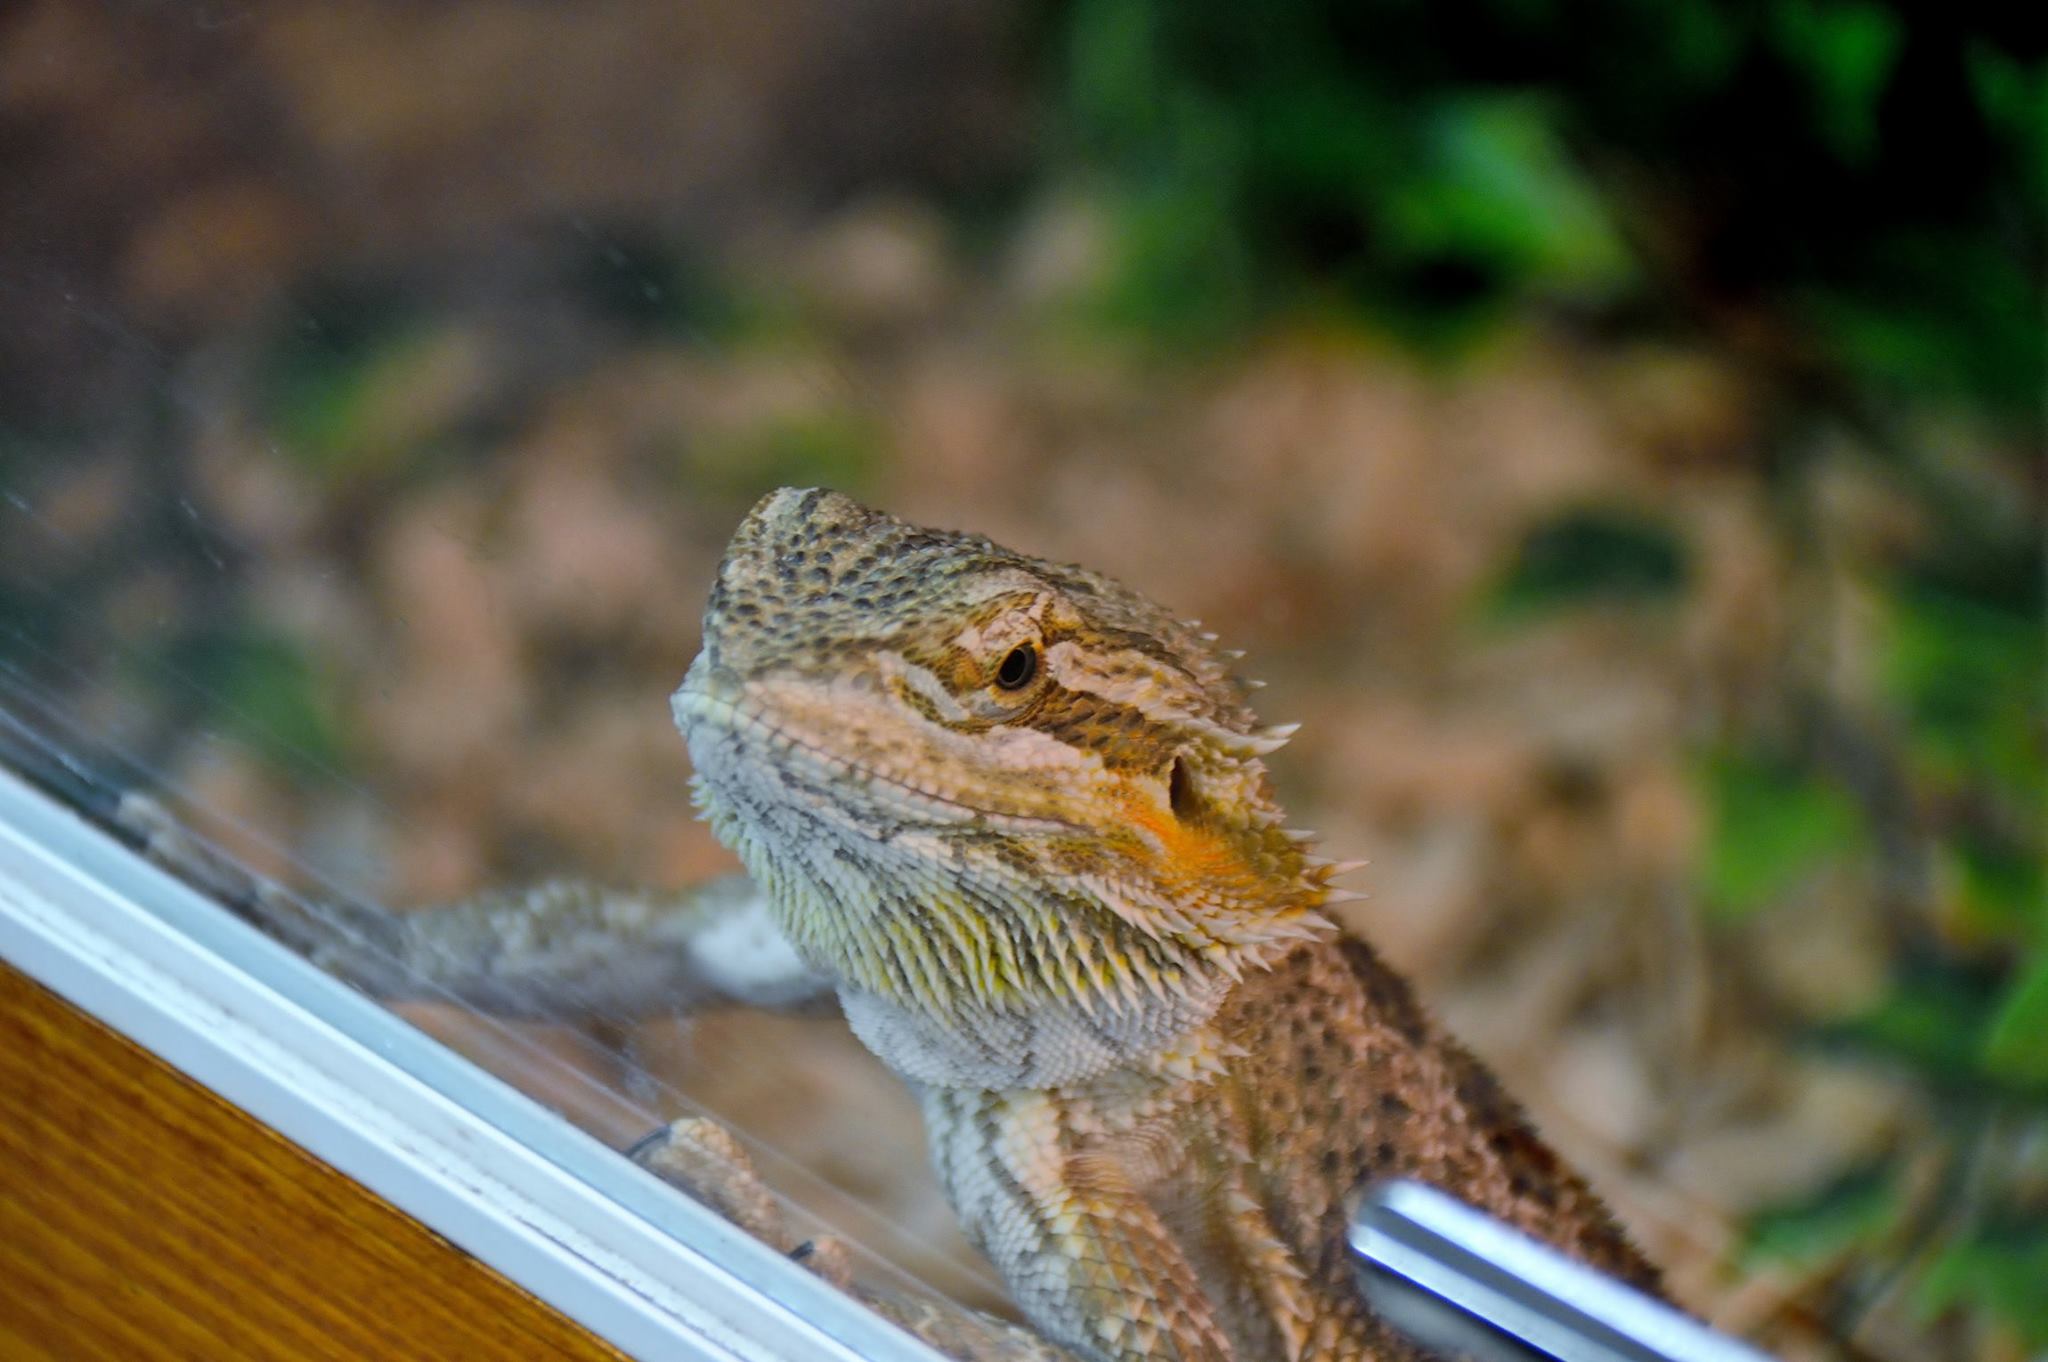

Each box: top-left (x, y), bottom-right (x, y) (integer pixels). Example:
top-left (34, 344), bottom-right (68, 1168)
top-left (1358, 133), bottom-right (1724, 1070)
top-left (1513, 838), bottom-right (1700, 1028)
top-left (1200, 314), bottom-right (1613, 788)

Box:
top-left (674, 489), bottom-right (1344, 1088)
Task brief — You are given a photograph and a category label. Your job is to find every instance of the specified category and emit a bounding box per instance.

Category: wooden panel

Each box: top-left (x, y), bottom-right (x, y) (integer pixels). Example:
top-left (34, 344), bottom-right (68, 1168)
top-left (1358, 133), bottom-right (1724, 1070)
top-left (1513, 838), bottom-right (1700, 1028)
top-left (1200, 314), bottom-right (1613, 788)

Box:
top-left (0, 961), bottom-right (631, 1362)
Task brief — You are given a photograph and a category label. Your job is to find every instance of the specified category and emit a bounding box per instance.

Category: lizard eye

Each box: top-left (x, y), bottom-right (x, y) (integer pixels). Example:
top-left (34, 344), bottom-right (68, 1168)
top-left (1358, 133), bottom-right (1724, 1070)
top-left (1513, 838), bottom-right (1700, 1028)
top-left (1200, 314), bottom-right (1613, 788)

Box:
top-left (993, 643), bottom-right (1039, 691)
top-left (1167, 755), bottom-right (1199, 820)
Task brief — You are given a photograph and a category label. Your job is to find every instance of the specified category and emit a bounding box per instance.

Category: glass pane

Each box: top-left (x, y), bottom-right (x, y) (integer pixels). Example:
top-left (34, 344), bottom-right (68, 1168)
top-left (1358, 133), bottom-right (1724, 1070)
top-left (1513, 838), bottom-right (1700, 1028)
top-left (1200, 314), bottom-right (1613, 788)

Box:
top-left (3, 6), bottom-right (2036, 1361)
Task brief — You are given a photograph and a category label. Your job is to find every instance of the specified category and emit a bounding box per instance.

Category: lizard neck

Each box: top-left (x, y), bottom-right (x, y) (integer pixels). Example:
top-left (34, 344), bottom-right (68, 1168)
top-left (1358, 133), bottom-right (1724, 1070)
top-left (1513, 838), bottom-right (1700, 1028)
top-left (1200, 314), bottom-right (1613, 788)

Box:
top-left (837, 971), bottom-right (1234, 1089)
top-left (718, 806), bottom-right (1328, 1089)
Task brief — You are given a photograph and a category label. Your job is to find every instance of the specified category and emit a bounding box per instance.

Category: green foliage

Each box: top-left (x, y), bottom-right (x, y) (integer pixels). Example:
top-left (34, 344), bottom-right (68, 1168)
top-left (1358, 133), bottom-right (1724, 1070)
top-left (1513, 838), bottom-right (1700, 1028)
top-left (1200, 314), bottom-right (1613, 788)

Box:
top-left (1768, 0), bottom-right (1904, 167)
top-left (571, 230), bottom-right (815, 351)
top-left (1060, 0), bottom-right (1642, 344)
top-left (1777, 952), bottom-right (2048, 1346)
top-left (1879, 530), bottom-right (2046, 1120)
top-left (1816, 956), bottom-right (2045, 1105)
top-left (1744, 1163), bottom-right (1899, 1265)
top-left (1046, 0), bottom-right (2045, 420)
top-left (1801, 233), bottom-right (2043, 415)
top-left (680, 409), bottom-right (884, 502)
top-left (1883, 565), bottom-right (2046, 816)
top-left (1486, 506), bottom-right (1688, 621)
top-left (1697, 748), bottom-right (1865, 920)
top-left (1745, 522), bottom-right (2048, 1345)
top-left (1087, 144), bottom-right (1257, 341)
top-left (147, 624), bottom-right (345, 773)
top-left (1915, 1218), bottom-right (2048, 1348)
top-left (572, 230), bottom-right (731, 339)
top-left (1982, 955), bottom-right (2048, 1088)
top-left (1382, 96), bottom-right (1632, 305)
top-left (262, 289), bottom-right (448, 484)
top-left (1947, 828), bottom-right (2046, 942)
top-left (1040, 3), bottom-right (2047, 1345)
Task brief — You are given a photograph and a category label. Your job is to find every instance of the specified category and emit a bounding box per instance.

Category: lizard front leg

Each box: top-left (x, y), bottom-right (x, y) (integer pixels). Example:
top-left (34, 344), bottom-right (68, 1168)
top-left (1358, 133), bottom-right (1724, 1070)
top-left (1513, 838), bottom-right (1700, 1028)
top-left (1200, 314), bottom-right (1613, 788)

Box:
top-left (928, 1089), bottom-right (1237, 1362)
top-left (634, 1119), bottom-right (1081, 1362)
top-left (123, 795), bottom-right (1072, 1358)
top-left (119, 793), bottom-right (832, 1022)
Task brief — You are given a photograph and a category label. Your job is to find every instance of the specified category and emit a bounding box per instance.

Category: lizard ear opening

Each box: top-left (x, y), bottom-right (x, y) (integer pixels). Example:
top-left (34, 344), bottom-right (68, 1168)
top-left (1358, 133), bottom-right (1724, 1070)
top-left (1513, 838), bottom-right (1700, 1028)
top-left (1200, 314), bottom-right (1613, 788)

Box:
top-left (1167, 754), bottom-right (1199, 821)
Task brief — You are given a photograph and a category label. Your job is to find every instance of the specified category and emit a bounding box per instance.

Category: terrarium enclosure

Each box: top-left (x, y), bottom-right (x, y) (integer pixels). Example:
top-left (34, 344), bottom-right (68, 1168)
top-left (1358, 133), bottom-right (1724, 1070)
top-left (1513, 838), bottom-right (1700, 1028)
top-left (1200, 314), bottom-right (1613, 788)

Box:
top-left (0, 4), bottom-right (2040, 1360)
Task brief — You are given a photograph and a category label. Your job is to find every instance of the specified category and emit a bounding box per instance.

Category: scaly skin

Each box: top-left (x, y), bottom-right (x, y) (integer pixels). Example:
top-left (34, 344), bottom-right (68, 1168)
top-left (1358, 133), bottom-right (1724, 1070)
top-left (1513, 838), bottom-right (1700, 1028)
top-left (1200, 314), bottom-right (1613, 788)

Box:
top-left (129, 486), bottom-right (1660, 1360)
top-left (671, 488), bottom-right (1661, 1362)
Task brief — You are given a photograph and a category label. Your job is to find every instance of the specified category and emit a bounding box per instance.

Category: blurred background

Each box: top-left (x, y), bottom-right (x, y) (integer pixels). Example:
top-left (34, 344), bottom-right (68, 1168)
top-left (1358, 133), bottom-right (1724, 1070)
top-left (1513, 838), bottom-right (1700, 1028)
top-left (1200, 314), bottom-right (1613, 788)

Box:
top-left (0, 3), bottom-right (2040, 1358)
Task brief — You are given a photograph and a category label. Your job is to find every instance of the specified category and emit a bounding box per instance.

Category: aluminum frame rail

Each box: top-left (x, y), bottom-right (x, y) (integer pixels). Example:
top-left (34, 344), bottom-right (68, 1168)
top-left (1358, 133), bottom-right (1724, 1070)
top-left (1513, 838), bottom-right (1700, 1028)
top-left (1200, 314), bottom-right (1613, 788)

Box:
top-left (1351, 1179), bottom-right (1780, 1362)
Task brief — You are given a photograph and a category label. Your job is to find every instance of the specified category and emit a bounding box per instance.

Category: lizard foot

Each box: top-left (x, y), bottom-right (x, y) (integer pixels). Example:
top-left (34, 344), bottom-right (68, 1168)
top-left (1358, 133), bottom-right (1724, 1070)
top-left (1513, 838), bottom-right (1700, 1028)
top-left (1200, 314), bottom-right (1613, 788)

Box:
top-left (627, 1116), bottom-right (856, 1288)
top-left (628, 1117), bottom-right (1079, 1361)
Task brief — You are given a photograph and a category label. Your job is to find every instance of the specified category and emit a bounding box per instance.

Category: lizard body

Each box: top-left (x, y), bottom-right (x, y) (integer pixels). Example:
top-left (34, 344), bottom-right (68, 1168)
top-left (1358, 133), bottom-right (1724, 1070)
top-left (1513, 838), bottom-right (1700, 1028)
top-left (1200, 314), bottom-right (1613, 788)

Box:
top-left (132, 486), bottom-right (1660, 1361)
top-left (670, 489), bottom-right (1660, 1361)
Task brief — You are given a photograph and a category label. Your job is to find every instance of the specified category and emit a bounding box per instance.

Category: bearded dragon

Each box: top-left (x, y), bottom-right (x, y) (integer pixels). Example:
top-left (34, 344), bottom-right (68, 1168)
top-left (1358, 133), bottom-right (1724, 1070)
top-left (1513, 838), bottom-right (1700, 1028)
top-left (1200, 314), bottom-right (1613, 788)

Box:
top-left (133, 488), bottom-right (1662, 1361)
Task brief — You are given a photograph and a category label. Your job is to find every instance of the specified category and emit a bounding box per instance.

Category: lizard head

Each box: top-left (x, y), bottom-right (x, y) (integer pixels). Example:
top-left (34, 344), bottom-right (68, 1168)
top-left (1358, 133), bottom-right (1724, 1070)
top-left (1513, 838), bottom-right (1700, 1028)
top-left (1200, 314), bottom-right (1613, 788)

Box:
top-left (675, 488), bottom-right (1336, 1034)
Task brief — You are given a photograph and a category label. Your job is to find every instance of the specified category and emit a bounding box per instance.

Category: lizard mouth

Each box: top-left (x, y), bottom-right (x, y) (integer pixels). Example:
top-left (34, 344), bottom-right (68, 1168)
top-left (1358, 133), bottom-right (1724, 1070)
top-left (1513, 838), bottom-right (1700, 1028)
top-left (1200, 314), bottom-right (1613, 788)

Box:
top-left (673, 679), bottom-right (1085, 836)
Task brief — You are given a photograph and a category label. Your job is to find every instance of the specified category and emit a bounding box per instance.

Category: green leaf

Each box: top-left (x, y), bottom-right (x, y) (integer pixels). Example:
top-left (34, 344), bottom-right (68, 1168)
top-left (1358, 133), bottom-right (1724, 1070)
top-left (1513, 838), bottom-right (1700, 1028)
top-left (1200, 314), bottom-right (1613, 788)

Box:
top-left (1487, 507), bottom-right (1687, 622)
top-left (1982, 954), bottom-right (2048, 1087)
top-left (1802, 232), bottom-right (2048, 419)
top-left (1914, 1218), bottom-right (2048, 1346)
top-left (1384, 96), bottom-right (1633, 297)
top-left (1064, 0), bottom-right (1169, 153)
top-left (1744, 1164), bottom-right (1897, 1265)
top-left (683, 409), bottom-right (884, 501)
top-left (1695, 748), bottom-right (1863, 918)
top-left (1882, 573), bottom-right (2047, 812)
top-left (1770, 0), bottom-right (1904, 166)
top-left (262, 292), bottom-right (489, 487)
top-left (1816, 958), bottom-right (2048, 1104)
top-left (1946, 827), bottom-right (2046, 943)
top-left (150, 626), bottom-right (346, 773)
top-left (571, 230), bottom-right (768, 344)
top-left (1094, 170), bottom-right (1257, 342)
